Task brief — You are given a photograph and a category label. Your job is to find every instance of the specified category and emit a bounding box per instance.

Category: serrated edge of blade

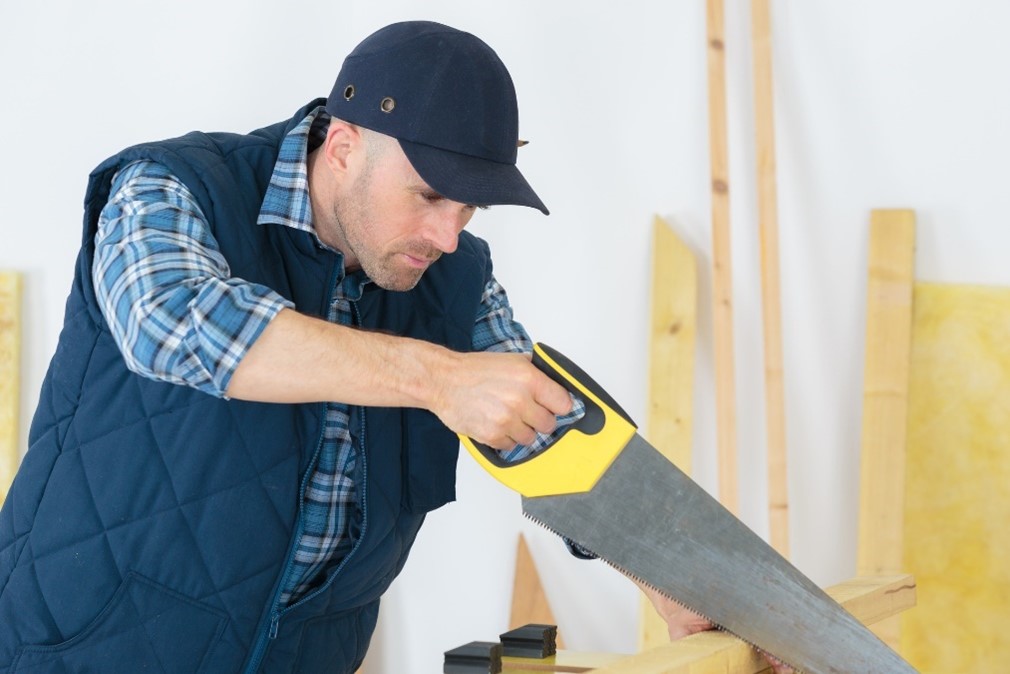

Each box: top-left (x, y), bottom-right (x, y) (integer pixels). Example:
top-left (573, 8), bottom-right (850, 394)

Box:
top-left (522, 510), bottom-right (802, 673)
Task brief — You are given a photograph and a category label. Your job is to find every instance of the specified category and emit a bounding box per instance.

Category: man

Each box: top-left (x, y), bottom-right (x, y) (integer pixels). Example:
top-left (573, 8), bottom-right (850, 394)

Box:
top-left (0, 20), bottom-right (787, 674)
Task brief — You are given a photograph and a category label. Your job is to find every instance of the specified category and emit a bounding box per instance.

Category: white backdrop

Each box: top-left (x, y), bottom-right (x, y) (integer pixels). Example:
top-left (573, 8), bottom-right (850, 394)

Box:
top-left (2, 1), bottom-right (1008, 671)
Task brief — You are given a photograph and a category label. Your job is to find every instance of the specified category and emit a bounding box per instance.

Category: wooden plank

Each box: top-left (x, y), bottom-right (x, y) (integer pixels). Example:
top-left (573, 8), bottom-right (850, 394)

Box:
top-left (640, 217), bottom-right (698, 651)
top-left (0, 271), bottom-right (21, 504)
top-left (647, 216), bottom-right (697, 473)
top-left (503, 650), bottom-right (625, 673)
top-left (903, 282), bottom-right (1010, 671)
top-left (591, 575), bottom-right (916, 674)
top-left (856, 209), bottom-right (916, 650)
top-left (751, 0), bottom-right (789, 559)
top-left (510, 534), bottom-right (565, 649)
top-left (706, 0), bottom-right (739, 515)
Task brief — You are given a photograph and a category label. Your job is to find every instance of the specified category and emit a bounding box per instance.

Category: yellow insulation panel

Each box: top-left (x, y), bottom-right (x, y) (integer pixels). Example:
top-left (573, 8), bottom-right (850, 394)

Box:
top-left (903, 282), bottom-right (1010, 672)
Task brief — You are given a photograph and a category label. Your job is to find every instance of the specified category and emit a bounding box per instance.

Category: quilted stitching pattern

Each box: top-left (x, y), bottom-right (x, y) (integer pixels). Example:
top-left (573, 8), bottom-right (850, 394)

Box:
top-left (0, 101), bottom-right (490, 674)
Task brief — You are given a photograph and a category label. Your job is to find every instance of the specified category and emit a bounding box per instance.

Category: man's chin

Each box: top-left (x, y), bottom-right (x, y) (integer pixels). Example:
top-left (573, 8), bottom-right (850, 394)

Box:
top-left (367, 267), bottom-right (425, 292)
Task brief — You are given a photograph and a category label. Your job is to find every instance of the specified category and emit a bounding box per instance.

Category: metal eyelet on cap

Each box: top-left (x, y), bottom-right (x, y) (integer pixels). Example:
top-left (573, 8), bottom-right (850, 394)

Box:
top-left (380, 97), bottom-right (396, 113)
top-left (343, 85), bottom-right (355, 100)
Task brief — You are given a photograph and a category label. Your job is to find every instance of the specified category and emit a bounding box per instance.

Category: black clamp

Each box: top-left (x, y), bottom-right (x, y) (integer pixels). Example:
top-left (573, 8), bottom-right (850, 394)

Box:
top-left (443, 641), bottom-right (503, 674)
top-left (499, 623), bottom-right (558, 659)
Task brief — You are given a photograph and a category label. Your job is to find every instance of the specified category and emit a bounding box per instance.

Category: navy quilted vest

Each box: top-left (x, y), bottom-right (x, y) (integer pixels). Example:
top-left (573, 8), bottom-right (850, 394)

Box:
top-left (0, 100), bottom-right (492, 673)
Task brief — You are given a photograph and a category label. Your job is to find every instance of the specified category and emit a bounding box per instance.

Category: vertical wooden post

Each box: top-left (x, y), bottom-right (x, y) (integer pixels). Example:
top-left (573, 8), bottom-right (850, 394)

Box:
top-left (706, 0), bottom-right (739, 515)
top-left (857, 209), bottom-right (916, 650)
top-left (751, 0), bottom-right (789, 557)
top-left (0, 271), bottom-right (21, 503)
top-left (640, 216), bottom-right (697, 651)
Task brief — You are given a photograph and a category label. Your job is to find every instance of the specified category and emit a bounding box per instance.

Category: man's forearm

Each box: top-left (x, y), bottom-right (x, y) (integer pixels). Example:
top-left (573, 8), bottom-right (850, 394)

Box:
top-left (226, 307), bottom-right (447, 407)
top-left (226, 308), bottom-right (572, 449)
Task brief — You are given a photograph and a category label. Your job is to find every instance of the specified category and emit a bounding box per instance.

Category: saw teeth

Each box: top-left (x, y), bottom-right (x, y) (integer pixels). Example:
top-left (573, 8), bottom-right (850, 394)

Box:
top-left (521, 510), bottom-right (804, 674)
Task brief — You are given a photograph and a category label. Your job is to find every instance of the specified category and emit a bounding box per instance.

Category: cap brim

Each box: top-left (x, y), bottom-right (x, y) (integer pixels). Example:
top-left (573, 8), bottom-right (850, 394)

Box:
top-left (398, 139), bottom-right (549, 215)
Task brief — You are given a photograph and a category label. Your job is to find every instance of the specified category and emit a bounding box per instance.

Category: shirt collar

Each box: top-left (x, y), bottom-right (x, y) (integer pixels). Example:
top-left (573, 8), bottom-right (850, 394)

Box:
top-left (256, 105), bottom-right (329, 238)
top-left (258, 105), bottom-right (372, 296)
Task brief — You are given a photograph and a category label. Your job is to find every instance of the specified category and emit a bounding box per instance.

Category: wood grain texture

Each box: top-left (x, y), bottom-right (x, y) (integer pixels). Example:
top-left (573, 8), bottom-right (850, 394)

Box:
top-left (510, 534), bottom-right (564, 649)
top-left (640, 217), bottom-right (698, 651)
top-left (0, 271), bottom-right (21, 505)
top-left (706, 0), bottom-right (739, 515)
top-left (856, 210), bottom-right (916, 650)
top-left (751, 0), bottom-right (789, 559)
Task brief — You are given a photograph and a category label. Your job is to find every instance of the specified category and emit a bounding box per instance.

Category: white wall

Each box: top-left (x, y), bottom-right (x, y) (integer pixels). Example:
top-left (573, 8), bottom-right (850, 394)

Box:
top-left (2, 1), bottom-right (1008, 671)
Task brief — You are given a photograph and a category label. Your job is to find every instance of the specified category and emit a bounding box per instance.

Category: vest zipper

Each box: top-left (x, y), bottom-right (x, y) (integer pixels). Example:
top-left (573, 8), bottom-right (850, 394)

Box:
top-left (243, 288), bottom-right (371, 672)
top-left (268, 301), bottom-right (370, 614)
top-left (242, 260), bottom-right (342, 673)
top-left (244, 413), bottom-right (327, 671)
top-left (268, 614), bottom-right (280, 639)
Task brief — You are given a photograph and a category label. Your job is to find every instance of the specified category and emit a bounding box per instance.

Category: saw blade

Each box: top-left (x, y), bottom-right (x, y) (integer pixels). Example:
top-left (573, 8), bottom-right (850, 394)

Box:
top-left (523, 434), bottom-right (918, 674)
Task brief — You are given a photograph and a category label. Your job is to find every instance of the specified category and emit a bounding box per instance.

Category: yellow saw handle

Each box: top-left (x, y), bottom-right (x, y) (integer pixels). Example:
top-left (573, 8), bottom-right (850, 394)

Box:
top-left (459, 343), bottom-right (637, 497)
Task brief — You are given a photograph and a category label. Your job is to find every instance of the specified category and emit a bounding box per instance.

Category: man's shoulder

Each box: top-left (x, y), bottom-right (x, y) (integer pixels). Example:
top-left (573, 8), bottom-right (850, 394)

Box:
top-left (92, 100), bottom-right (326, 179)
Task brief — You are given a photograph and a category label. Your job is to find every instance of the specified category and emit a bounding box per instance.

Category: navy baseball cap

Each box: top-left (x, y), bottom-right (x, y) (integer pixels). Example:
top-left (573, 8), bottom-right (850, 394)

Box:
top-left (326, 21), bottom-right (549, 215)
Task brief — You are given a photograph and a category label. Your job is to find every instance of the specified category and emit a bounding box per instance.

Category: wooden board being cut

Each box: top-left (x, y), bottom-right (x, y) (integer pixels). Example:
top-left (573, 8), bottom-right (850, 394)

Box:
top-left (0, 271), bottom-right (21, 504)
top-left (595, 576), bottom-right (914, 674)
top-left (903, 282), bottom-right (1010, 672)
top-left (504, 575), bottom-right (915, 673)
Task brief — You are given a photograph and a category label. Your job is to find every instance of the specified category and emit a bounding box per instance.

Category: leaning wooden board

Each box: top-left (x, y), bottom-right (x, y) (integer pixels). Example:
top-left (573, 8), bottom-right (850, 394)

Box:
top-left (856, 209), bottom-right (916, 650)
top-left (640, 217), bottom-right (697, 652)
top-left (0, 271), bottom-right (21, 503)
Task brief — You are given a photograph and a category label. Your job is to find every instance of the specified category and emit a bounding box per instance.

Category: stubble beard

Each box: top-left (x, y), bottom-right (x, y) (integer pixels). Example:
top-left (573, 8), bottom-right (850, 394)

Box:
top-left (331, 190), bottom-right (438, 293)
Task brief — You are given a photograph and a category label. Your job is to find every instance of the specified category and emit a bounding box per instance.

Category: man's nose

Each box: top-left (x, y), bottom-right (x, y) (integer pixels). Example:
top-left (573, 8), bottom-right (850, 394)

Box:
top-left (425, 208), bottom-right (467, 254)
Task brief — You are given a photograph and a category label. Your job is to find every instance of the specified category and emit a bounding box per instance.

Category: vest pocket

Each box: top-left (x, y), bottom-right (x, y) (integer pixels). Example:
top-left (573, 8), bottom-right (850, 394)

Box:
top-left (13, 572), bottom-right (227, 674)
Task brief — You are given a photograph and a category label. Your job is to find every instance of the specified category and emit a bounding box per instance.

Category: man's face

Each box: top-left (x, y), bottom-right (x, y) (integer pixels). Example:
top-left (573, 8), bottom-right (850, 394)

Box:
top-left (325, 134), bottom-right (482, 291)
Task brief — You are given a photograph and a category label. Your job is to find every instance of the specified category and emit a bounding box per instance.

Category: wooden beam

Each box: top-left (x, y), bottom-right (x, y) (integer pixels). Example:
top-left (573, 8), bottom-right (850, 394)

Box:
top-left (856, 210), bottom-right (916, 650)
top-left (504, 576), bottom-right (915, 673)
top-left (751, 0), bottom-right (789, 559)
top-left (510, 534), bottom-right (565, 649)
top-left (0, 271), bottom-right (21, 504)
top-left (641, 217), bottom-right (698, 652)
top-left (706, 0), bottom-right (739, 515)
top-left (591, 575), bottom-right (916, 674)
top-left (503, 650), bottom-right (625, 673)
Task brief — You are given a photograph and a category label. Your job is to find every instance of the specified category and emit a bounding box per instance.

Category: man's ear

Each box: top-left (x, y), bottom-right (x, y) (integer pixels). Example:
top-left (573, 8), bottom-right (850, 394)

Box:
top-left (322, 120), bottom-right (363, 181)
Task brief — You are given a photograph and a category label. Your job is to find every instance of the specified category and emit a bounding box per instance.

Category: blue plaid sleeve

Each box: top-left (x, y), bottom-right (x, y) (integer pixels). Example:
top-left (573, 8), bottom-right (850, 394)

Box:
top-left (92, 160), bottom-right (295, 397)
top-left (473, 278), bottom-right (596, 559)
top-left (472, 278), bottom-right (585, 461)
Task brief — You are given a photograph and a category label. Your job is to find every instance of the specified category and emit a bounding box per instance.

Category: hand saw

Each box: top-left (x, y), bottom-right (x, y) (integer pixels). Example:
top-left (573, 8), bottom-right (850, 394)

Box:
top-left (460, 343), bottom-right (917, 674)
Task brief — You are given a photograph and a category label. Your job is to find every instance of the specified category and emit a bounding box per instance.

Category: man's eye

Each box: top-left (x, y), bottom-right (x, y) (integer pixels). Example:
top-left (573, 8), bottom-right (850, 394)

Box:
top-left (422, 193), bottom-right (443, 203)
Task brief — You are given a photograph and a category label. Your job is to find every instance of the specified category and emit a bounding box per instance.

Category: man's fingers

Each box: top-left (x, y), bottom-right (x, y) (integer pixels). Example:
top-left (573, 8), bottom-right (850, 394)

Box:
top-left (525, 403), bottom-right (558, 437)
top-left (535, 375), bottom-right (573, 417)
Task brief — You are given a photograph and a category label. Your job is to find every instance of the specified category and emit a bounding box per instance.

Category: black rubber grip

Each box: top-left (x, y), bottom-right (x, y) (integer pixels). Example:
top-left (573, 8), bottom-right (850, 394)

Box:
top-left (467, 343), bottom-right (636, 468)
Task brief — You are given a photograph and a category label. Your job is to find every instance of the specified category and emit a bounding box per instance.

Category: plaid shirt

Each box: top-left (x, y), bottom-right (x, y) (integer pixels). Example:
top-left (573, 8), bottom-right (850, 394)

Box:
top-left (93, 106), bottom-right (582, 607)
